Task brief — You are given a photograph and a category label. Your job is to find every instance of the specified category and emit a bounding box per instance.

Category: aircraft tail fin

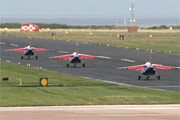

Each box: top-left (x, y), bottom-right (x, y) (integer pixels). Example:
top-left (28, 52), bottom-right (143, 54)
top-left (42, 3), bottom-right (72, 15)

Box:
top-left (29, 37), bottom-right (32, 48)
top-left (76, 42), bottom-right (79, 55)
top-left (150, 49), bottom-right (152, 65)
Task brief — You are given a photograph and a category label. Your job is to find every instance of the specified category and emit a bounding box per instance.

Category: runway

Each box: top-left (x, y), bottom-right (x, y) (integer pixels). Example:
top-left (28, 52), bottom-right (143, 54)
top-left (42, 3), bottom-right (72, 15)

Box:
top-left (0, 105), bottom-right (180, 120)
top-left (0, 36), bottom-right (179, 91)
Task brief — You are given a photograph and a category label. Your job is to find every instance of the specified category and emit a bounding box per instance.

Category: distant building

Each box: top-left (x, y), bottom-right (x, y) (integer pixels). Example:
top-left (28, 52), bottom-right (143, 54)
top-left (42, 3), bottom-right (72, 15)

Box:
top-left (128, 26), bottom-right (138, 32)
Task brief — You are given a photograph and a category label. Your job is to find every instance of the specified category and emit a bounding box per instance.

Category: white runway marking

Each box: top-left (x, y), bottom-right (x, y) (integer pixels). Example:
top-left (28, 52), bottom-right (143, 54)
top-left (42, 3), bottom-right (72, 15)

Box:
top-left (0, 42), bottom-right (5, 45)
top-left (10, 43), bottom-right (18, 47)
top-left (95, 56), bottom-right (111, 59)
top-left (121, 59), bottom-right (136, 62)
top-left (147, 86), bottom-right (180, 88)
top-left (58, 51), bottom-right (69, 54)
top-left (80, 76), bottom-right (130, 86)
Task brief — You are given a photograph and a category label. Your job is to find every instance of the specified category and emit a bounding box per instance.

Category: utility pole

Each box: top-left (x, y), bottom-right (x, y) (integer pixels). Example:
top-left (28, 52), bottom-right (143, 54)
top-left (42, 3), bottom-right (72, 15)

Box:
top-left (124, 17), bottom-right (126, 26)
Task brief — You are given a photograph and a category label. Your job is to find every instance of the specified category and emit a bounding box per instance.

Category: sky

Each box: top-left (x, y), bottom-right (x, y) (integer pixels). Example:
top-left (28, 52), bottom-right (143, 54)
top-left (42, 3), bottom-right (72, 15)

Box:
top-left (0, 0), bottom-right (179, 18)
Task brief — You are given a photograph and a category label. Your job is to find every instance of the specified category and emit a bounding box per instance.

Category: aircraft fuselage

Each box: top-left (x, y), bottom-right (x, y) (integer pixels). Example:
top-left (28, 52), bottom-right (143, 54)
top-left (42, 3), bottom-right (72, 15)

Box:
top-left (24, 49), bottom-right (35, 56)
top-left (70, 56), bottom-right (82, 63)
top-left (142, 67), bottom-right (156, 76)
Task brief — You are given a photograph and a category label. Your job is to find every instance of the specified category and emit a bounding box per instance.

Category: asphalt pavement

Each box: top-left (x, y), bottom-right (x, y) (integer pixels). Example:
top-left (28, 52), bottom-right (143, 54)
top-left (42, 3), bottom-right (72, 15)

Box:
top-left (0, 36), bottom-right (179, 91)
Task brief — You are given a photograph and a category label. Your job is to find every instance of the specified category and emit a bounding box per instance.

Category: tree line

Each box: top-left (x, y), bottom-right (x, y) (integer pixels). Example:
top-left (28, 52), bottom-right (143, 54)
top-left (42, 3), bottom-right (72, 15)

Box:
top-left (0, 23), bottom-right (179, 29)
top-left (0, 23), bottom-right (119, 29)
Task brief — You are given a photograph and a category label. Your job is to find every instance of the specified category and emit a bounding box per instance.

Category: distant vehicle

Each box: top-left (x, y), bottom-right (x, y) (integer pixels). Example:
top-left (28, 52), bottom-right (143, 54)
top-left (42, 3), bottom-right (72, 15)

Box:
top-left (50, 42), bottom-right (95, 68)
top-left (117, 50), bottom-right (180, 80)
top-left (7, 39), bottom-right (48, 60)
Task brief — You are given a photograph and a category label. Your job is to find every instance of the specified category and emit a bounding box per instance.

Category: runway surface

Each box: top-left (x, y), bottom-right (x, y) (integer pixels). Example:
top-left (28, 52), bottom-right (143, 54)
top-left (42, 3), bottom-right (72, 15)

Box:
top-left (0, 36), bottom-right (179, 91)
top-left (1, 105), bottom-right (180, 120)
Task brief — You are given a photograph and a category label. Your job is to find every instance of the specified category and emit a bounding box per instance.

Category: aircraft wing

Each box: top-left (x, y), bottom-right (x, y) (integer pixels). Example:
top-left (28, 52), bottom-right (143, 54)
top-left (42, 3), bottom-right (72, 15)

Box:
top-left (6, 48), bottom-right (27, 52)
top-left (50, 55), bottom-right (73, 59)
top-left (117, 65), bottom-right (146, 70)
top-left (79, 54), bottom-right (95, 59)
top-left (79, 54), bottom-right (111, 59)
top-left (152, 64), bottom-right (180, 70)
top-left (32, 48), bottom-right (48, 52)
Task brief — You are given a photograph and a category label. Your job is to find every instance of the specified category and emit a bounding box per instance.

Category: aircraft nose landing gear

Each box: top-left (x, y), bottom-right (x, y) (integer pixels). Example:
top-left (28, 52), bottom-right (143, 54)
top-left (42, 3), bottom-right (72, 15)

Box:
top-left (138, 75), bottom-right (141, 80)
top-left (146, 76), bottom-right (150, 80)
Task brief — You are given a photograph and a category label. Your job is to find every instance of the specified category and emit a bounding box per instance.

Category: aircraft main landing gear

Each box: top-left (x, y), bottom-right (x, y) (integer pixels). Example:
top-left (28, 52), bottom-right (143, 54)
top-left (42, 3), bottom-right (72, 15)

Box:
top-left (66, 63), bottom-right (69, 68)
top-left (74, 64), bottom-right (76, 68)
top-left (35, 56), bottom-right (38, 60)
top-left (21, 56), bottom-right (24, 60)
top-left (82, 63), bottom-right (85, 68)
top-left (138, 75), bottom-right (141, 80)
top-left (156, 75), bottom-right (160, 80)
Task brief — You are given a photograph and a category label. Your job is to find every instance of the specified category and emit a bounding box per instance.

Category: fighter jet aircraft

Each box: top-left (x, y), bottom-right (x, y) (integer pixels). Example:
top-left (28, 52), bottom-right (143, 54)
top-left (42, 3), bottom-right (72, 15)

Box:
top-left (50, 42), bottom-right (95, 68)
top-left (117, 50), bottom-right (180, 80)
top-left (7, 39), bottom-right (48, 60)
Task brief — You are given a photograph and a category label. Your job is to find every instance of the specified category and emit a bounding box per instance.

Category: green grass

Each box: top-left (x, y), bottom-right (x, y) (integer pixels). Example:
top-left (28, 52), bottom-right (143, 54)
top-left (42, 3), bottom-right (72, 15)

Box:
top-left (1, 29), bottom-right (180, 53)
top-left (0, 61), bottom-right (179, 106)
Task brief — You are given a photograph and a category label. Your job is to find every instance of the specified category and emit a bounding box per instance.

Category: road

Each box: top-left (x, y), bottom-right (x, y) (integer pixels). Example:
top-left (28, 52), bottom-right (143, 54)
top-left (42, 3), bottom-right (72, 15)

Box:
top-left (0, 36), bottom-right (179, 91)
top-left (0, 105), bottom-right (180, 120)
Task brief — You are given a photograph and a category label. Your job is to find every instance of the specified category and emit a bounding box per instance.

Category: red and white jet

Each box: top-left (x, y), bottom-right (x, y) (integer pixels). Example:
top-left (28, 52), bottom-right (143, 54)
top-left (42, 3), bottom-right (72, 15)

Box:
top-left (50, 43), bottom-right (95, 68)
top-left (7, 39), bottom-right (48, 60)
top-left (117, 50), bottom-right (180, 80)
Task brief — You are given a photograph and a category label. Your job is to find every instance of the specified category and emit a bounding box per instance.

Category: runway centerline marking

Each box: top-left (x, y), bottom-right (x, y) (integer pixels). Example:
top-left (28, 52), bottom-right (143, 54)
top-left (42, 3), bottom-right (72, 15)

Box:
top-left (95, 56), bottom-right (111, 59)
top-left (121, 59), bottom-right (136, 62)
top-left (58, 51), bottom-right (69, 54)
top-left (10, 43), bottom-right (18, 47)
top-left (0, 42), bottom-right (6, 45)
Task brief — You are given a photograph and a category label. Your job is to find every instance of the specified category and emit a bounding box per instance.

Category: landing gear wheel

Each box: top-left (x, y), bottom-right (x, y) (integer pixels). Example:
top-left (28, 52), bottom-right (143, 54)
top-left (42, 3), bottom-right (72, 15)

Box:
top-left (138, 75), bottom-right (141, 80)
top-left (146, 76), bottom-right (150, 80)
top-left (28, 56), bottom-right (30, 60)
top-left (66, 63), bottom-right (69, 68)
top-left (82, 63), bottom-right (85, 68)
top-left (157, 75), bottom-right (160, 80)
top-left (74, 64), bottom-right (76, 68)
top-left (21, 56), bottom-right (24, 60)
top-left (35, 56), bottom-right (38, 60)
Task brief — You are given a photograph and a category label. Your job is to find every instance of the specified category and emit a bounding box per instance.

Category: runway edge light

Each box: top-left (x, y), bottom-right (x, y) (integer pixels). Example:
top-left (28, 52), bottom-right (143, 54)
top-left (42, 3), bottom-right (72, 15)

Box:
top-left (40, 78), bottom-right (48, 87)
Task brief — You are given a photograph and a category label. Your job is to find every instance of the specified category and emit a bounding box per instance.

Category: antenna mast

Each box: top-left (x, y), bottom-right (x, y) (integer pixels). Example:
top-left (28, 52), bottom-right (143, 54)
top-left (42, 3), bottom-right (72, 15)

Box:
top-left (129, 4), bottom-right (136, 25)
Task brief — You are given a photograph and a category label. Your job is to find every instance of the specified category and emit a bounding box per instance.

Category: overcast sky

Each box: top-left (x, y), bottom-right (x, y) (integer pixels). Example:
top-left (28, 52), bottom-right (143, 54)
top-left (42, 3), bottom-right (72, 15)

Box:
top-left (0, 0), bottom-right (179, 17)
